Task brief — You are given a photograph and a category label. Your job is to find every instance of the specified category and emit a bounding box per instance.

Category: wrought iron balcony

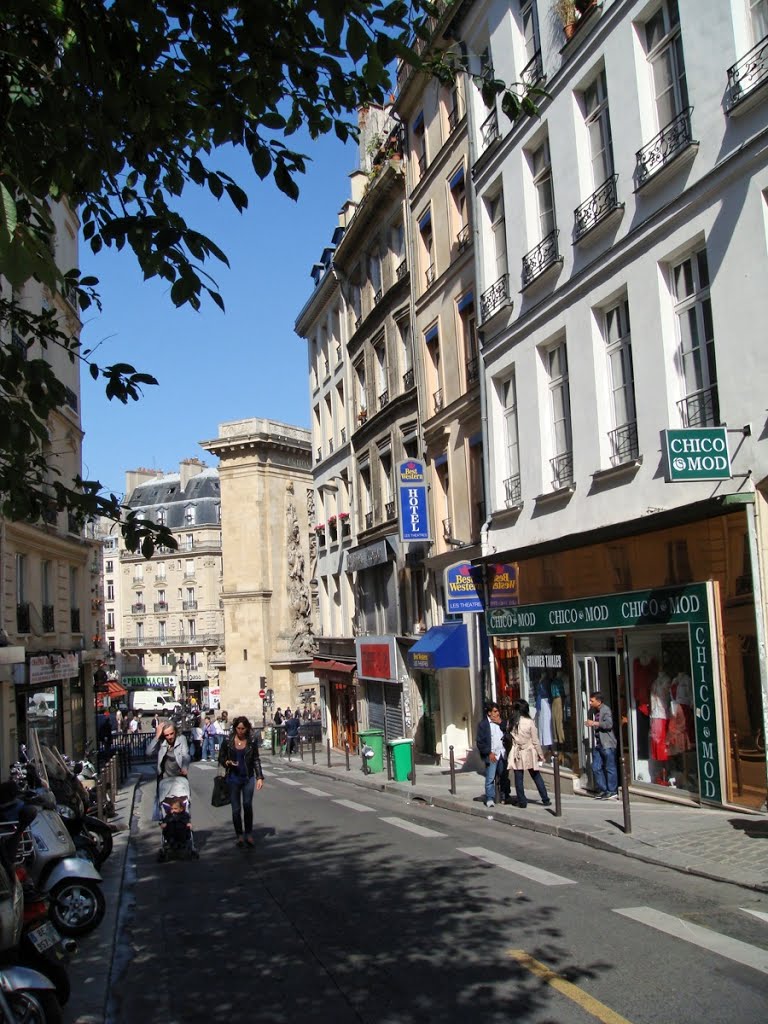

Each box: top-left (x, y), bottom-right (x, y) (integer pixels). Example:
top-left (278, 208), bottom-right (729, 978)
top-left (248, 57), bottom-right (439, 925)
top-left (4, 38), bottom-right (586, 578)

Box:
top-left (480, 274), bottom-right (509, 322)
top-left (396, 258), bottom-right (408, 281)
top-left (16, 603), bottom-right (30, 633)
top-left (504, 474), bottom-right (521, 505)
top-left (521, 49), bottom-right (544, 89)
top-left (182, 601), bottom-right (198, 611)
top-left (42, 605), bottom-right (55, 633)
top-left (448, 105), bottom-right (460, 132)
top-left (316, 446), bottom-right (322, 462)
top-left (480, 108), bottom-right (499, 149)
top-left (433, 388), bottom-right (444, 413)
top-left (677, 384), bottom-right (719, 428)
top-left (378, 389), bottom-right (390, 409)
top-left (574, 175), bottom-right (621, 240)
top-left (328, 438), bottom-right (334, 453)
top-left (317, 530), bottom-right (326, 547)
top-left (70, 608), bottom-right (80, 633)
top-left (466, 356), bottom-right (479, 385)
top-left (373, 288), bottom-right (383, 306)
top-left (726, 34), bottom-right (768, 112)
top-left (324, 359), bottom-right (330, 377)
top-left (385, 501), bottom-right (396, 520)
top-left (635, 108), bottom-right (695, 188)
top-left (550, 451), bottom-right (574, 489)
top-left (341, 427), bottom-right (347, 444)
top-left (425, 263), bottom-right (436, 288)
top-left (154, 601), bottom-right (169, 612)
top-left (522, 230), bottom-right (561, 287)
top-left (608, 421), bottom-right (639, 467)
top-left (355, 314), bottom-right (362, 331)
top-left (402, 368), bottom-right (414, 390)
top-left (418, 153), bottom-right (427, 177)
top-left (456, 224), bottom-right (470, 255)
top-left (365, 511), bottom-right (374, 530)
top-left (131, 603), bottom-right (145, 613)
top-left (120, 631), bottom-right (223, 649)
top-left (64, 387), bottom-right (78, 412)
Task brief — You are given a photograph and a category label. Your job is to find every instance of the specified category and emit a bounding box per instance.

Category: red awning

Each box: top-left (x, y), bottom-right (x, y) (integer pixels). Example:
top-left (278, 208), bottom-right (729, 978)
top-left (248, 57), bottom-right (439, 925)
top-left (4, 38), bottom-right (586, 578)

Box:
top-left (311, 658), bottom-right (356, 676)
top-left (105, 681), bottom-right (127, 698)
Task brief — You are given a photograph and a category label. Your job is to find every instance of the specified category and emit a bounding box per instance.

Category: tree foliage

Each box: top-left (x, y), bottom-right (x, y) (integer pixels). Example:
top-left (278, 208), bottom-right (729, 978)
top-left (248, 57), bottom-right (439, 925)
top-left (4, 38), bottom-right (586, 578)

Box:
top-left (0, 0), bottom-right (539, 553)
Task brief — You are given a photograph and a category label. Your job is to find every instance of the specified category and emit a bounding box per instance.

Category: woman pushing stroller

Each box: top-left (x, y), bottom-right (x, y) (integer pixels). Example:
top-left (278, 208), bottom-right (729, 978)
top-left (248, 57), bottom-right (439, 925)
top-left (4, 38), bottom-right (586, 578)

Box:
top-left (147, 719), bottom-right (191, 815)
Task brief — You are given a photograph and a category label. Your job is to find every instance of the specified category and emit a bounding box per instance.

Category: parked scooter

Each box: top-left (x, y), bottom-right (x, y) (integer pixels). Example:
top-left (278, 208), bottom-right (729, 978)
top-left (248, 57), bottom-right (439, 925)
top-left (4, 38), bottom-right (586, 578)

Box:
top-left (42, 748), bottom-right (113, 869)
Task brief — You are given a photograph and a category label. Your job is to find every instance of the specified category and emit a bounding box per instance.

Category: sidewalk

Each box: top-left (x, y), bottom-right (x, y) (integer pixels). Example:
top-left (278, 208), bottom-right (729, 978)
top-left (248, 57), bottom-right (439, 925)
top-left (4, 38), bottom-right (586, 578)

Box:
top-left (274, 748), bottom-right (768, 893)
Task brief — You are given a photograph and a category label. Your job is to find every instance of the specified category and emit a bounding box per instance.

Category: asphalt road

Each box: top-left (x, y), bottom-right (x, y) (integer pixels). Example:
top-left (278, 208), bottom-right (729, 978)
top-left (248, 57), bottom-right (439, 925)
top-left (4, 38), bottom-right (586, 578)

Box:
top-left (110, 756), bottom-right (768, 1024)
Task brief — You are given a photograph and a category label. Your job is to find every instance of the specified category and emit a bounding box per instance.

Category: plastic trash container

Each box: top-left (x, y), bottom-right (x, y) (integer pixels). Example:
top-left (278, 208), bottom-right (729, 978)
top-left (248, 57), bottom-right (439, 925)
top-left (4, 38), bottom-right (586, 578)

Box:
top-left (358, 729), bottom-right (385, 774)
top-left (388, 737), bottom-right (414, 782)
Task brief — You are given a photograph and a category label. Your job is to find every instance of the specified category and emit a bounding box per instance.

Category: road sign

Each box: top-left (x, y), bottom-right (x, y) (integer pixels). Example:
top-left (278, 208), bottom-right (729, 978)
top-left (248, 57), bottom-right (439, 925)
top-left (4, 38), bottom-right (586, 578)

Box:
top-left (258, 689), bottom-right (266, 699)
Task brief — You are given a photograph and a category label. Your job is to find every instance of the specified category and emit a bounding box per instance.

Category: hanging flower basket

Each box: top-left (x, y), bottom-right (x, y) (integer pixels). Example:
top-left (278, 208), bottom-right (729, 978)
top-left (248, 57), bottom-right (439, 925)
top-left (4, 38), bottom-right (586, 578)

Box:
top-left (338, 511), bottom-right (349, 521)
top-left (328, 515), bottom-right (337, 526)
top-left (314, 523), bottom-right (325, 533)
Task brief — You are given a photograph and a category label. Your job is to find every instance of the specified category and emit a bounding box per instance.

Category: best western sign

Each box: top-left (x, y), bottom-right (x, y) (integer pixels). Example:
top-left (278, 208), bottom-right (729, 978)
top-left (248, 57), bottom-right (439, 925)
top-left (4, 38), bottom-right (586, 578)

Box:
top-left (663, 427), bottom-right (731, 482)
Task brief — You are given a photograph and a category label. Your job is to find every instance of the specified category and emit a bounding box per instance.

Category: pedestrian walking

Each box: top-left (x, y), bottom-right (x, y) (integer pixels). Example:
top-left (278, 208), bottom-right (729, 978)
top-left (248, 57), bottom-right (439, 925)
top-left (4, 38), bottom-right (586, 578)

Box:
top-left (585, 691), bottom-right (618, 799)
top-left (284, 710), bottom-right (301, 760)
top-left (146, 720), bottom-right (190, 818)
top-left (508, 699), bottom-right (551, 808)
top-left (190, 718), bottom-right (203, 761)
top-left (202, 716), bottom-right (217, 760)
top-left (476, 703), bottom-right (506, 808)
top-left (213, 715), bottom-right (226, 756)
top-left (98, 709), bottom-right (113, 755)
top-left (218, 716), bottom-right (264, 848)
top-left (273, 708), bottom-right (283, 726)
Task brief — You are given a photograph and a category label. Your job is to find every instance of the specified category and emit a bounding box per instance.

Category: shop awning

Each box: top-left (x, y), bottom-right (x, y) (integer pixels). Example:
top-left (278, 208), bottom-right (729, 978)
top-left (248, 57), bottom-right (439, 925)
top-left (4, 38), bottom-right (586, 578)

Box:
top-left (104, 681), bottom-right (127, 698)
top-left (311, 659), bottom-right (356, 676)
top-left (407, 623), bottom-right (469, 671)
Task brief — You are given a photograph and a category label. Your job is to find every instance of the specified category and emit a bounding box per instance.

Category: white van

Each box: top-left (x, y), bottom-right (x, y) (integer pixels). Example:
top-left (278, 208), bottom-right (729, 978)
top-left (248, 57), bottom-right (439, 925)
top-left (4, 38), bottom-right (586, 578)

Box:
top-left (129, 690), bottom-right (177, 713)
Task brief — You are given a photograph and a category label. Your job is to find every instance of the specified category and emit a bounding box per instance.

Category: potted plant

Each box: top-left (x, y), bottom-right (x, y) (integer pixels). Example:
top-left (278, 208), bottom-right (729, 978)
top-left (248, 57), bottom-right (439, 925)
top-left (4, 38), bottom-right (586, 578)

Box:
top-left (555, 0), bottom-right (595, 39)
top-left (358, 407), bottom-right (368, 423)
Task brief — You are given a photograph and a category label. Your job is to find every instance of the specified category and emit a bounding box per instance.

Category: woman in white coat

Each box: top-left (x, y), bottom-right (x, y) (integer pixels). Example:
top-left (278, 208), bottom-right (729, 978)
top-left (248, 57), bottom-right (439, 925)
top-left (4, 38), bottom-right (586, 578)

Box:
top-left (508, 699), bottom-right (551, 808)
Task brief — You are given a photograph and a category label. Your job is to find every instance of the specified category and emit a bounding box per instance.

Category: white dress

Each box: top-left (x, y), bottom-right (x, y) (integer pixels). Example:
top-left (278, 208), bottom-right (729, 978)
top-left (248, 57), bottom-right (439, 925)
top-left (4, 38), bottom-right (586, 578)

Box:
top-left (537, 698), bottom-right (553, 747)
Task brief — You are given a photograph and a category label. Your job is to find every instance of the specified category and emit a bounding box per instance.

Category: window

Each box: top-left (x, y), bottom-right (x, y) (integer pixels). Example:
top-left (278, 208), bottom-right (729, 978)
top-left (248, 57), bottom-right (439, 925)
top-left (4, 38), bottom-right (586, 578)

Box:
top-left (583, 70), bottom-right (614, 187)
top-left (521, 0), bottom-right (540, 63)
top-left (107, 610), bottom-right (115, 630)
top-left (190, 653), bottom-right (198, 671)
top-left (458, 294), bottom-right (478, 386)
top-left (106, 579), bottom-right (114, 601)
top-left (531, 139), bottom-right (555, 239)
top-left (413, 111), bottom-right (427, 179)
top-left (672, 248), bottom-right (718, 426)
top-left (603, 300), bottom-right (638, 464)
top-left (369, 250), bottom-right (382, 303)
top-left (157, 508), bottom-right (166, 526)
top-left (156, 561), bottom-right (166, 580)
top-left (391, 221), bottom-right (406, 277)
top-left (134, 564), bottom-right (144, 581)
top-left (355, 360), bottom-right (367, 421)
top-left (418, 208), bottom-right (434, 289)
top-left (160, 652), bottom-right (168, 667)
top-left (157, 588), bottom-right (166, 606)
top-left (489, 191), bottom-right (507, 282)
top-left (380, 450), bottom-right (394, 508)
top-left (215, 503), bottom-right (221, 523)
top-left (185, 559), bottom-right (195, 577)
top-left (136, 622), bottom-right (144, 642)
top-left (503, 375), bottom-right (521, 504)
top-left (547, 341), bottom-right (573, 487)
top-left (449, 166), bottom-right (468, 250)
top-left (645, 0), bottom-right (688, 129)
top-left (750, 0), bottom-right (768, 40)
top-left (397, 318), bottom-right (412, 385)
top-left (158, 620), bottom-right (167, 642)
top-left (425, 324), bottom-right (441, 412)
top-left (105, 560), bottom-right (113, 574)
top-left (360, 464), bottom-right (372, 519)
top-left (188, 619), bottom-right (196, 639)
top-left (184, 504), bottom-right (195, 526)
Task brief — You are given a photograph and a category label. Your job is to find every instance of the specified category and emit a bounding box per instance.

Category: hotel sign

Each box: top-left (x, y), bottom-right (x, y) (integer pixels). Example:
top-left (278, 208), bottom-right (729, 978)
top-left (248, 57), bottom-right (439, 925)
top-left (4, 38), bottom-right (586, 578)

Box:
top-left (488, 563), bottom-right (518, 608)
top-left (398, 460), bottom-right (430, 542)
top-left (663, 428), bottom-right (731, 482)
top-left (444, 562), bottom-right (484, 614)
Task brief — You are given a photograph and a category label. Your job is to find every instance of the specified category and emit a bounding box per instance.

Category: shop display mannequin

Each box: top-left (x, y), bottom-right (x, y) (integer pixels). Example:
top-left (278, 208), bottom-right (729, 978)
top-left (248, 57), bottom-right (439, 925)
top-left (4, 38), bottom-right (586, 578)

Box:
top-left (649, 664), bottom-right (672, 785)
top-left (632, 652), bottom-right (657, 765)
top-left (666, 668), bottom-right (695, 791)
top-left (535, 675), bottom-right (553, 757)
top-left (550, 672), bottom-right (566, 749)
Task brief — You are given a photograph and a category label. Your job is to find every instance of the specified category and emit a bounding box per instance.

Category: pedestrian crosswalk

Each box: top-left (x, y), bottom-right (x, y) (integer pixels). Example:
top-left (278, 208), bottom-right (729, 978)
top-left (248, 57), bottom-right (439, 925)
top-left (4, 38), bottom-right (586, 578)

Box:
top-left (458, 846), bottom-right (577, 886)
top-left (379, 816), bottom-right (446, 838)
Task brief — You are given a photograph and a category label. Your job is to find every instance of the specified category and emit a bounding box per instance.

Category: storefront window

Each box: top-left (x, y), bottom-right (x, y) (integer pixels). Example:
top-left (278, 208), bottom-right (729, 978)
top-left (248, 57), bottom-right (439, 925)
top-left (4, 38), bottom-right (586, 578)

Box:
top-left (520, 636), bottom-right (576, 770)
top-left (17, 685), bottom-right (63, 751)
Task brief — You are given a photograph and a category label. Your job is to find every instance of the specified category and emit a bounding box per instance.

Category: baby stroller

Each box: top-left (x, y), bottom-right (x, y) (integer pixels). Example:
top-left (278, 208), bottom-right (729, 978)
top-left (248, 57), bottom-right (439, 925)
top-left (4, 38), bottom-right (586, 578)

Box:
top-left (157, 792), bottom-right (199, 862)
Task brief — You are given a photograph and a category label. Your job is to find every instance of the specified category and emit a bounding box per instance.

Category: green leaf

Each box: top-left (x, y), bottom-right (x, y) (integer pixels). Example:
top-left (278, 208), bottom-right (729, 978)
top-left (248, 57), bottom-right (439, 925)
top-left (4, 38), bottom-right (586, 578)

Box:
top-left (0, 184), bottom-right (18, 244)
top-left (346, 19), bottom-right (369, 63)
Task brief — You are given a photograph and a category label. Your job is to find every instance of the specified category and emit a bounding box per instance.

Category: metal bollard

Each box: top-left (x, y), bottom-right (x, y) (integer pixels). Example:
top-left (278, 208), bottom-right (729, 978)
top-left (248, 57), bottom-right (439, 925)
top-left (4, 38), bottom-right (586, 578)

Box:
top-left (327, 738), bottom-right (331, 768)
top-left (620, 752), bottom-right (632, 834)
top-left (449, 745), bottom-right (456, 795)
top-left (299, 735), bottom-right (305, 761)
top-left (96, 778), bottom-right (104, 821)
top-left (345, 742), bottom-right (350, 772)
top-left (386, 742), bottom-right (392, 781)
top-left (311, 737), bottom-right (316, 765)
top-left (410, 742), bottom-right (416, 787)
top-left (553, 752), bottom-right (562, 817)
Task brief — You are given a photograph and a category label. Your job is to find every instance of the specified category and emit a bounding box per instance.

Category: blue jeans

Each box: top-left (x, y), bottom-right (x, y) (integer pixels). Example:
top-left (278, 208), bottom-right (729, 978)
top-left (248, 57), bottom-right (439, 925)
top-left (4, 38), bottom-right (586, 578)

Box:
top-left (227, 776), bottom-right (256, 836)
top-left (202, 735), bottom-right (216, 759)
top-left (592, 745), bottom-right (618, 794)
top-left (484, 758), bottom-right (501, 804)
top-left (513, 769), bottom-right (549, 806)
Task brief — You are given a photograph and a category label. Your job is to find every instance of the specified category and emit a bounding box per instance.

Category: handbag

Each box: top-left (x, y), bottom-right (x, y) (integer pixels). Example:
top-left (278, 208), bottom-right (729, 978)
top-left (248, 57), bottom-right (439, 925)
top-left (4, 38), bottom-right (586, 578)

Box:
top-left (211, 773), bottom-right (230, 808)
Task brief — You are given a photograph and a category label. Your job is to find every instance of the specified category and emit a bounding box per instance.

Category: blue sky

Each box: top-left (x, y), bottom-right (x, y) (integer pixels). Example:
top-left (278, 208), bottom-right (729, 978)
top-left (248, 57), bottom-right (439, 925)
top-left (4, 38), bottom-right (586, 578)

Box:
top-left (79, 133), bottom-right (356, 497)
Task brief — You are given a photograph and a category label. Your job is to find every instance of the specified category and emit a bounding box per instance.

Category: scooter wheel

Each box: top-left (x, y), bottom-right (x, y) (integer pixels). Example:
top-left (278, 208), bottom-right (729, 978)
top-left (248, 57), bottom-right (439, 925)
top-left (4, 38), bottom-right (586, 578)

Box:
top-left (83, 820), bottom-right (113, 866)
top-left (21, 947), bottom-right (71, 1006)
top-left (49, 880), bottom-right (106, 937)
top-left (6, 989), bottom-right (63, 1024)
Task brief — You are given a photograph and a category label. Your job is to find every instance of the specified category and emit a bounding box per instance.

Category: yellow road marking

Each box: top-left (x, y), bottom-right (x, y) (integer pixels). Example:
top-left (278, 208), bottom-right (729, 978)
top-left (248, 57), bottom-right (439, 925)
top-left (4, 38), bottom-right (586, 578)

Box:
top-left (507, 949), bottom-right (634, 1024)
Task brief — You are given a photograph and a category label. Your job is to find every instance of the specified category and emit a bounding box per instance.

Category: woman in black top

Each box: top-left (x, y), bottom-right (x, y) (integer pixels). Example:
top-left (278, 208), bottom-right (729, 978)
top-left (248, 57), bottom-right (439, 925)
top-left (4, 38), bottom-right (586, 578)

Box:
top-left (218, 716), bottom-right (264, 847)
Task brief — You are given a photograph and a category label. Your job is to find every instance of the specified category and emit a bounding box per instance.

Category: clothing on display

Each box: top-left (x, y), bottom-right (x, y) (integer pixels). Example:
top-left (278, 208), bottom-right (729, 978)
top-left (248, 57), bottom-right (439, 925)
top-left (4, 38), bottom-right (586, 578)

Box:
top-left (537, 697), bottom-right (553, 748)
top-left (632, 655), bottom-right (657, 760)
top-left (549, 674), bottom-right (566, 745)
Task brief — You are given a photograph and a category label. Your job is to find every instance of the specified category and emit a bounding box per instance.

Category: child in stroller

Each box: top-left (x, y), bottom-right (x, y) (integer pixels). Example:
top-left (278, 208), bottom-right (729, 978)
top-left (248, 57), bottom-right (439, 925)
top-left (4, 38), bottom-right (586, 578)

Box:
top-left (158, 794), bottom-right (198, 861)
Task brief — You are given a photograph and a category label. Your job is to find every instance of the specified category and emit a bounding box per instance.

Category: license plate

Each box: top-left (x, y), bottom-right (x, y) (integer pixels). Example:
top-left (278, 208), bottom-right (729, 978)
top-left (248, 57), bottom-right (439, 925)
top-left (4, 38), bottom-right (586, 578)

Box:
top-left (27, 922), bottom-right (60, 953)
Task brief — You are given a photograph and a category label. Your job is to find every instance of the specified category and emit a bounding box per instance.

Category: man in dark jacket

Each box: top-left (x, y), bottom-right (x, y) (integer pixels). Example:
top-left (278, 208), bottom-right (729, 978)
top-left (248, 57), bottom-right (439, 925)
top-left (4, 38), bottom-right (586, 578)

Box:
top-left (284, 712), bottom-right (301, 761)
top-left (585, 691), bottom-right (618, 799)
top-left (476, 703), bottom-right (507, 808)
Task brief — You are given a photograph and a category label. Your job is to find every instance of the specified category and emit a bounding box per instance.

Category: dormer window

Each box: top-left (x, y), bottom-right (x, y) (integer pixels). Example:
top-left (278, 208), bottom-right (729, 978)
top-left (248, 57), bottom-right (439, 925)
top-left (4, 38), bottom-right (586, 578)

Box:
top-left (184, 505), bottom-right (195, 525)
top-left (157, 508), bottom-right (167, 526)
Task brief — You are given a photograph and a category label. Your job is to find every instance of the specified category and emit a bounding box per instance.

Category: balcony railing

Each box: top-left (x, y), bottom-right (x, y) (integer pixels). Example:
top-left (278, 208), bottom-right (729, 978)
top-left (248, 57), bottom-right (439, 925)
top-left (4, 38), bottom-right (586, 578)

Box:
top-left (373, 288), bottom-right (383, 306)
top-left (448, 105), bottom-right (460, 132)
top-left (677, 385), bottom-right (719, 428)
top-left (324, 359), bottom-right (330, 377)
top-left (403, 368), bottom-right (414, 390)
top-left (365, 511), bottom-right (374, 530)
top-left (64, 386), bottom-right (78, 412)
top-left (480, 274), bottom-right (509, 322)
top-left (154, 602), bottom-right (169, 612)
top-left (355, 314), bottom-right (362, 331)
top-left (522, 230), bottom-right (560, 287)
top-left (120, 632), bottom-right (224, 649)
top-left (385, 501), bottom-right (396, 520)
top-left (183, 600), bottom-right (198, 611)
top-left (16, 603), bottom-right (30, 633)
top-left (635, 108), bottom-right (695, 188)
top-left (574, 175), bottom-right (621, 240)
top-left (425, 263), bottom-right (436, 288)
top-left (550, 451), bottom-right (574, 489)
top-left (480, 108), bottom-right (499, 149)
top-left (433, 388), bottom-right (444, 413)
top-left (521, 49), bottom-right (544, 89)
top-left (341, 427), bottom-right (347, 444)
top-left (504, 474), bottom-right (522, 506)
top-left (396, 258), bottom-right (408, 281)
top-left (133, 575), bottom-right (144, 585)
top-left (455, 224), bottom-right (470, 255)
top-left (379, 389), bottom-right (390, 409)
top-left (726, 34), bottom-right (768, 112)
top-left (608, 421), bottom-right (639, 467)
top-left (418, 153), bottom-right (427, 177)
top-left (466, 356), bottom-right (479, 385)
top-left (131, 603), bottom-right (145, 613)
top-left (316, 446), bottom-right (322, 462)
top-left (70, 608), bottom-right (81, 633)
top-left (42, 605), bottom-right (55, 633)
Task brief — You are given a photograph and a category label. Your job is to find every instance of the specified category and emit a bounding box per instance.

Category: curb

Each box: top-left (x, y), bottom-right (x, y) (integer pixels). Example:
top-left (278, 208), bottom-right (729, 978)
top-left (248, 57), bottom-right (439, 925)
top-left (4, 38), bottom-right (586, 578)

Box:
top-left (277, 757), bottom-right (768, 895)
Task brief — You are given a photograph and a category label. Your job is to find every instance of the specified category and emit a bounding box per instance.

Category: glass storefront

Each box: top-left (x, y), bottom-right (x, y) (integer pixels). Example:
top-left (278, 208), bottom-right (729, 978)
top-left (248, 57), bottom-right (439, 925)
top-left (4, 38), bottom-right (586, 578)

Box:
top-left (16, 684), bottom-right (63, 753)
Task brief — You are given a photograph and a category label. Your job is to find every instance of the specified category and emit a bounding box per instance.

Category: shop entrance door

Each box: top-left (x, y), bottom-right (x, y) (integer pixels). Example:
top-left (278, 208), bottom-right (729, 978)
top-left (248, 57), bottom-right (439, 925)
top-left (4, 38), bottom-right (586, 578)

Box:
top-left (419, 675), bottom-right (439, 757)
top-left (575, 654), bottom-right (619, 789)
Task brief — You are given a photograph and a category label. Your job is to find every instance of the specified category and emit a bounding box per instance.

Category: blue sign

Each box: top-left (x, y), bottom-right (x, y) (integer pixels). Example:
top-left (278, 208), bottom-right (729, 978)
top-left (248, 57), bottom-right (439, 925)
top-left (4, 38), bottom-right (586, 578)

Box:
top-left (398, 460), bottom-right (430, 542)
top-left (445, 562), bottom-right (484, 614)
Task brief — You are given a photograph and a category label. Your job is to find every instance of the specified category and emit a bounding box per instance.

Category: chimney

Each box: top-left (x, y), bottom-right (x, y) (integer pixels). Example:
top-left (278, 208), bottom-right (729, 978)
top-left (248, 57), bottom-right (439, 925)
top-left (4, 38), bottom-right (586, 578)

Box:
top-left (125, 467), bottom-right (163, 496)
top-left (180, 457), bottom-right (206, 491)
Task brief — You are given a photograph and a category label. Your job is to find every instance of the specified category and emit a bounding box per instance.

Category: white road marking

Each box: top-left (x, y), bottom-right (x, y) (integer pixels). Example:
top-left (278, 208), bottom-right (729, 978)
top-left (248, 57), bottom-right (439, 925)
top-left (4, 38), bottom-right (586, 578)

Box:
top-left (379, 816), bottom-right (446, 838)
top-left (741, 908), bottom-right (768, 925)
top-left (302, 787), bottom-right (332, 798)
top-left (333, 799), bottom-right (376, 812)
top-left (274, 778), bottom-right (303, 786)
top-left (614, 907), bottom-right (768, 975)
top-left (457, 846), bottom-right (576, 886)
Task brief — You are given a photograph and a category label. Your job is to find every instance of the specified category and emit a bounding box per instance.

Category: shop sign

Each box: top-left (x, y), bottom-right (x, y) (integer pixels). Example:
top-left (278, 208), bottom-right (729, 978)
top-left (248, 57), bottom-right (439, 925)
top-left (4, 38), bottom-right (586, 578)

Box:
top-left (29, 653), bottom-right (79, 685)
top-left (663, 428), bottom-right (731, 482)
top-left (397, 460), bottom-right (430, 542)
top-left (345, 540), bottom-right (389, 573)
top-left (488, 563), bottom-right (518, 609)
top-left (444, 562), bottom-right (484, 614)
top-left (122, 675), bottom-right (176, 689)
top-left (355, 636), bottom-right (398, 683)
top-left (689, 610), bottom-right (721, 803)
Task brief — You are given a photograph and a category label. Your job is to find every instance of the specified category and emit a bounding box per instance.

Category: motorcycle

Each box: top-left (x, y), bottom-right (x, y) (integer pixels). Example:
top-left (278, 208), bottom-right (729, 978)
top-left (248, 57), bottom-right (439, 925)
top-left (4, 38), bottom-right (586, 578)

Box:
top-left (43, 749), bottom-right (113, 869)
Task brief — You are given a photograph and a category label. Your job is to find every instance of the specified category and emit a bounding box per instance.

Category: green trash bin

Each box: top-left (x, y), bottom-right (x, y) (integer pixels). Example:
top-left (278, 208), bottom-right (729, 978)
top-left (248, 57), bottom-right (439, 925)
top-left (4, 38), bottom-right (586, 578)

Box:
top-left (358, 729), bottom-right (384, 774)
top-left (388, 737), bottom-right (414, 782)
